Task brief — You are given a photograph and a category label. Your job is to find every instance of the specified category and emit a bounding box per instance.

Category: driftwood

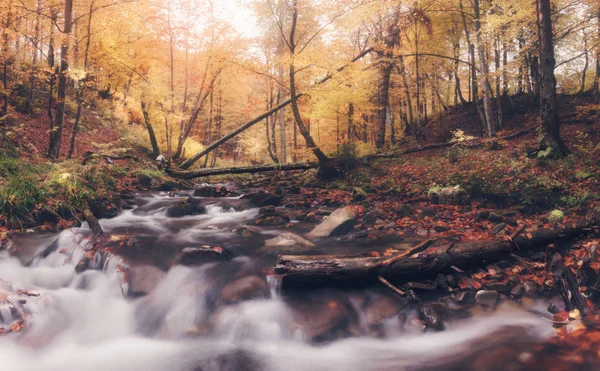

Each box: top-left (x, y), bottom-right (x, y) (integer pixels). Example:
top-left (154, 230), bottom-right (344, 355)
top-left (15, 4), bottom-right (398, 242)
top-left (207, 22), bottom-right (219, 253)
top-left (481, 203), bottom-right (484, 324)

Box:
top-left (274, 222), bottom-right (594, 288)
top-left (168, 162), bottom-right (318, 179)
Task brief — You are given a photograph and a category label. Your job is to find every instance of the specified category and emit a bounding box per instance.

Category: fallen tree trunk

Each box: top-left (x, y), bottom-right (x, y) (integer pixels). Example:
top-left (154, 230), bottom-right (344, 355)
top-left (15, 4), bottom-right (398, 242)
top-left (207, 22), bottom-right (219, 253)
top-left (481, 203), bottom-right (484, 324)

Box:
top-left (167, 162), bottom-right (317, 179)
top-left (366, 126), bottom-right (534, 160)
top-left (274, 222), bottom-right (595, 288)
top-left (169, 126), bottom-right (534, 179)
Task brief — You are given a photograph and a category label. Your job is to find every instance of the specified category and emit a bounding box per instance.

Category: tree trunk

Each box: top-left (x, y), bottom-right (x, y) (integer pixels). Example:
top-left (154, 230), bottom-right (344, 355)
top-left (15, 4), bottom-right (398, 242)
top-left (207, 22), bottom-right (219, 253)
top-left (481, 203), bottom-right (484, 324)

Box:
top-left (376, 62), bottom-right (393, 148)
top-left (278, 64), bottom-right (287, 163)
top-left (274, 223), bottom-right (592, 288)
top-left (28, 0), bottom-right (41, 116)
top-left (473, 0), bottom-right (495, 137)
top-left (48, 0), bottom-right (73, 159)
top-left (47, 11), bottom-right (57, 149)
top-left (168, 162), bottom-right (317, 179)
top-left (398, 56), bottom-right (414, 126)
top-left (347, 103), bottom-right (354, 143)
top-left (537, 0), bottom-right (568, 156)
top-left (459, 0), bottom-right (478, 104)
top-left (141, 101), bottom-right (159, 158)
top-left (579, 35), bottom-right (589, 94)
top-left (495, 35), bottom-right (503, 130)
top-left (67, 0), bottom-right (95, 159)
top-left (454, 40), bottom-right (467, 105)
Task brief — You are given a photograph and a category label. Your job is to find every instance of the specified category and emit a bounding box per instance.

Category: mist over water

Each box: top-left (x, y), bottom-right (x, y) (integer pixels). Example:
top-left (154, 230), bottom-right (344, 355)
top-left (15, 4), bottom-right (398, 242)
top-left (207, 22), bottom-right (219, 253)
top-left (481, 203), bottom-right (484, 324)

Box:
top-left (0, 192), bottom-right (555, 371)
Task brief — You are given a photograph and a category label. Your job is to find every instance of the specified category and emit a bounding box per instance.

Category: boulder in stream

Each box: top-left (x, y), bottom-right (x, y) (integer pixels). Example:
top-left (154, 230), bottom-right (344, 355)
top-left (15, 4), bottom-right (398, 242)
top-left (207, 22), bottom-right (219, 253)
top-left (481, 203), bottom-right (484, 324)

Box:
top-left (193, 186), bottom-right (234, 198)
top-left (307, 207), bottom-right (357, 238)
top-left (166, 197), bottom-right (206, 218)
top-left (219, 276), bottom-right (268, 304)
top-left (248, 192), bottom-right (282, 207)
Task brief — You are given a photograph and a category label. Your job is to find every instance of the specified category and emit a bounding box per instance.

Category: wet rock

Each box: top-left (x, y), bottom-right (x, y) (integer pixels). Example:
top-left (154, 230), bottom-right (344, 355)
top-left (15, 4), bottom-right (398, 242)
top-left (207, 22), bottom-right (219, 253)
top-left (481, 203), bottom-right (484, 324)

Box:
top-left (523, 281), bottom-right (538, 297)
top-left (362, 210), bottom-right (387, 225)
top-left (302, 212), bottom-right (323, 224)
top-left (166, 197), bottom-right (206, 218)
top-left (289, 295), bottom-right (352, 340)
top-left (219, 276), bottom-right (268, 304)
top-left (232, 225), bottom-right (260, 238)
top-left (395, 204), bottom-right (413, 217)
top-left (122, 203), bottom-right (134, 210)
top-left (476, 290), bottom-right (499, 307)
top-left (174, 246), bottom-right (230, 266)
top-left (249, 192), bottom-right (282, 207)
top-left (89, 199), bottom-right (120, 219)
top-left (418, 303), bottom-right (446, 331)
top-left (433, 225), bottom-right (451, 232)
top-left (120, 189), bottom-right (137, 199)
top-left (365, 296), bottom-right (408, 325)
top-left (128, 265), bottom-right (167, 297)
top-left (289, 186), bottom-right (301, 194)
top-left (419, 207), bottom-right (437, 219)
top-left (193, 185), bottom-right (233, 198)
top-left (487, 213), bottom-right (504, 223)
top-left (136, 173), bottom-right (153, 186)
top-left (510, 284), bottom-right (525, 298)
top-left (547, 303), bottom-right (560, 314)
top-left (334, 231), bottom-right (368, 243)
top-left (307, 207), bottom-right (357, 238)
top-left (435, 274), bottom-right (450, 290)
top-left (475, 210), bottom-right (490, 222)
top-left (453, 291), bottom-right (476, 304)
top-left (255, 212), bottom-right (289, 226)
top-left (483, 282), bottom-right (510, 294)
top-left (159, 180), bottom-right (180, 192)
top-left (261, 233), bottom-right (316, 253)
top-left (490, 223), bottom-right (507, 235)
top-left (259, 205), bottom-right (276, 214)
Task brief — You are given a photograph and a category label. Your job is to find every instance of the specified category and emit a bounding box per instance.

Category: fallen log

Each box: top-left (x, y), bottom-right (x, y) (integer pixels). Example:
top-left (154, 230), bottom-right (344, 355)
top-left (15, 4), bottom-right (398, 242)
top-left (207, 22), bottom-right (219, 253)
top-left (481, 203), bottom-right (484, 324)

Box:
top-left (167, 162), bottom-right (317, 179)
top-left (274, 222), bottom-right (594, 288)
top-left (366, 126), bottom-right (534, 160)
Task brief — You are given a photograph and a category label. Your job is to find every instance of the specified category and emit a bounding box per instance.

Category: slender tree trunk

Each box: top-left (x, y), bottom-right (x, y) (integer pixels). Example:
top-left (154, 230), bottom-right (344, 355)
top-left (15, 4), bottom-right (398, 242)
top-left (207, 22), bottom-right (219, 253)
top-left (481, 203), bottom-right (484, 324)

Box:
top-left (537, 0), bottom-right (568, 156)
top-left (47, 11), bottom-right (57, 150)
top-left (518, 35), bottom-right (524, 94)
top-left (459, 0), bottom-right (478, 105)
top-left (141, 101), bottom-right (159, 158)
top-left (398, 56), bottom-right (414, 126)
top-left (590, 7), bottom-right (600, 100)
top-left (377, 62), bottom-right (393, 148)
top-left (67, 0), bottom-right (95, 159)
top-left (579, 35), bottom-right (589, 95)
top-left (28, 0), bottom-right (41, 116)
top-left (278, 64), bottom-right (287, 163)
top-left (495, 35), bottom-right (503, 130)
top-left (347, 103), bottom-right (354, 143)
top-left (203, 89), bottom-right (214, 168)
top-left (454, 41), bottom-right (467, 105)
top-left (48, 0), bottom-right (73, 159)
top-left (473, 0), bottom-right (496, 137)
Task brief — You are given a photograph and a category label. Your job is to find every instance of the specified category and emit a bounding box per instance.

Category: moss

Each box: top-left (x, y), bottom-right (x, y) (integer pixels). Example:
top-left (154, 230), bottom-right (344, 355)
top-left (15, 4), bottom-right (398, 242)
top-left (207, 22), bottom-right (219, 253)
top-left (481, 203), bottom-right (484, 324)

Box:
top-left (548, 209), bottom-right (565, 222)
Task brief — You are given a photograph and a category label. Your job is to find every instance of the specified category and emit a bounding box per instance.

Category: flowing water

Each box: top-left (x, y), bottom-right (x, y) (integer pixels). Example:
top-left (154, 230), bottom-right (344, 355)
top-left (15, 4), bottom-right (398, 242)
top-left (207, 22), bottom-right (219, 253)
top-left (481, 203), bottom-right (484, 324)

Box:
top-left (0, 191), bottom-right (558, 371)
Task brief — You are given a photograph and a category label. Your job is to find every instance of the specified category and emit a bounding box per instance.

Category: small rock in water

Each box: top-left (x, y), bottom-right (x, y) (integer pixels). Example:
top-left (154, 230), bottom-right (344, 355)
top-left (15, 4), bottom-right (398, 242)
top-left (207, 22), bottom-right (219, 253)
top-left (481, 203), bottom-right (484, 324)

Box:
top-left (365, 296), bottom-right (408, 325)
top-left (453, 291), bottom-right (476, 304)
top-left (249, 192), bottom-right (282, 207)
top-left (259, 233), bottom-right (316, 253)
top-left (510, 284), bottom-right (525, 298)
top-left (232, 225), bottom-right (260, 237)
top-left (523, 281), bottom-right (538, 297)
top-left (476, 290), bottom-right (499, 307)
top-left (307, 207), bottom-right (357, 238)
top-left (166, 197), bottom-right (206, 218)
top-left (193, 186), bottom-right (233, 198)
top-left (219, 276), bottom-right (268, 304)
top-left (418, 303), bottom-right (447, 331)
top-left (174, 246), bottom-right (230, 266)
top-left (259, 205), bottom-right (276, 214)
